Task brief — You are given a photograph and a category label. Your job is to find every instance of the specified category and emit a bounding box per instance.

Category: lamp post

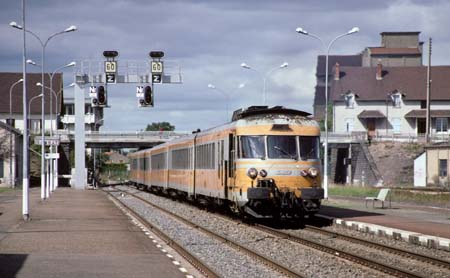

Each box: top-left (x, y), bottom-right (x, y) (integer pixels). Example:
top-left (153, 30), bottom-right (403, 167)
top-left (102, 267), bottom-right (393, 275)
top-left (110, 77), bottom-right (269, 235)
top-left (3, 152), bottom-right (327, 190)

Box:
top-left (240, 62), bottom-right (288, 105)
top-left (207, 83), bottom-right (246, 121)
top-left (10, 21), bottom-right (77, 200)
top-left (28, 93), bottom-right (44, 132)
top-left (32, 62), bottom-right (75, 193)
top-left (296, 26), bottom-right (359, 199)
top-left (8, 79), bottom-right (23, 188)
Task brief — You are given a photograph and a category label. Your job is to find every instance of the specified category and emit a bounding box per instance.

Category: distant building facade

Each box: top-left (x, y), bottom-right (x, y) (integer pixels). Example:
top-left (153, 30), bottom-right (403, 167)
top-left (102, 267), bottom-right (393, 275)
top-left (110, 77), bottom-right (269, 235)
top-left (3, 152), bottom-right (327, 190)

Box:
top-left (330, 64), bottom-right (450, 137)
top-left (313, 31), bottom-right (426, 125)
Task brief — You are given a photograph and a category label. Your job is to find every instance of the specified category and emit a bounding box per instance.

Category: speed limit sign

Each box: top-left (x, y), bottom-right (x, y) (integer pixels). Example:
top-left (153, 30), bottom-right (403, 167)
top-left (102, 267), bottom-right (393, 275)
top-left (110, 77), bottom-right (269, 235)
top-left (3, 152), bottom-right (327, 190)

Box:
top-left (151, 61), bottom-right (163, 73)
top-left (105, 61), bottom-right (117, 73)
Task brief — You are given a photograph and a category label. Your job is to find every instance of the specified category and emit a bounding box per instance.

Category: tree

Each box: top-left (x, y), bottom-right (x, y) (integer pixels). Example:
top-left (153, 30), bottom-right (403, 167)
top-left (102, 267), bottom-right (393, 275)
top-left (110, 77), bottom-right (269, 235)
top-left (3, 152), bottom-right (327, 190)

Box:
top-left (145, 122), bottom-right (175, 131)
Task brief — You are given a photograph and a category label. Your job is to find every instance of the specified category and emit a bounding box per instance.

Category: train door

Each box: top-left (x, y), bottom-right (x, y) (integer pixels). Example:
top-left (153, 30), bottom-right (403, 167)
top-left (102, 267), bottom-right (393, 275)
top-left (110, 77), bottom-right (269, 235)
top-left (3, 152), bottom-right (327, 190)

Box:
top-left (225, 133), bottom-right (236, 199)
top-left (189, 145), bottom-right (195, 197)
top-left (219, 139), bottom-right (227, 198)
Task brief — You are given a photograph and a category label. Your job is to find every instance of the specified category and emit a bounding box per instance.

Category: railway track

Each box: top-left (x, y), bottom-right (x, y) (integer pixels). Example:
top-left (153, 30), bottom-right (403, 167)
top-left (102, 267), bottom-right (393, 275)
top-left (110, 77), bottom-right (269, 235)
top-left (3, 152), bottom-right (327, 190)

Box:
top-left (103, 188), bottom-right (221, 278)
top-left (114, 185), bottom-right (450, 278)
top-left (253, 223), bottom-right (449, 278)
top-left (105, 186), bottom-right (304, 278)
top-left (303, 224), bottom-right (450, 270)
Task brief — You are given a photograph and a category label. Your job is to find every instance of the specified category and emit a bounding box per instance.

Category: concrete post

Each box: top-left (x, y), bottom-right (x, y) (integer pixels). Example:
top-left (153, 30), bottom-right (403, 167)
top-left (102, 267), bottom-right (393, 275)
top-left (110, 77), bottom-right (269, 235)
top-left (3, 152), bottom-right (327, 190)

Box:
top-left (74, 83), bottom-right (86, 189)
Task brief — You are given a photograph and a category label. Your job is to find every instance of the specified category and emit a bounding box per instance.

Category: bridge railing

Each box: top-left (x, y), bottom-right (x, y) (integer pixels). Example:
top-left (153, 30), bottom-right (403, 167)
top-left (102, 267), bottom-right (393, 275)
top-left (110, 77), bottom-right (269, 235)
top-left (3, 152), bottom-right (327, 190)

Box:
top-left (325, 131), bottom-right (450, 143)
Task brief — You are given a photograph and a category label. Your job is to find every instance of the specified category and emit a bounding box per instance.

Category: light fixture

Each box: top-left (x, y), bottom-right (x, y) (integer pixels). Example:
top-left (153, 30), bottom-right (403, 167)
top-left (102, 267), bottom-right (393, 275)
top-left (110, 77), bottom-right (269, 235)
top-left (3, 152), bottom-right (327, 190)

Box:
top-left (241, 63), bottom-right (251, 69)
top-left (247, 168), bottom-right (258, 179)
top-left (9, 21), bottom-right (23, 29)
top-left (295, 27), bottom-right (308, 35)
top-left (348, 27), bottom-right (360, 34)
top-left (64, 25), bottom-right (77, 32)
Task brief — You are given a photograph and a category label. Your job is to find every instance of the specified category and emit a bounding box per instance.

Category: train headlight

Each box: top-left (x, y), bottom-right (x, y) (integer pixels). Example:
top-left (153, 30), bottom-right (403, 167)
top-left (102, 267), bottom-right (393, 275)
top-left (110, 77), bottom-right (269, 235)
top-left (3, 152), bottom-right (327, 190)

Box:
top-left (300, 170), bottom-right (308, 177)
top-left (259, 169), bottom-right (268, 178)
top-left (308, 167), bottom-right (318, 177)
top-left (247, 168), bottom-right (258, 179)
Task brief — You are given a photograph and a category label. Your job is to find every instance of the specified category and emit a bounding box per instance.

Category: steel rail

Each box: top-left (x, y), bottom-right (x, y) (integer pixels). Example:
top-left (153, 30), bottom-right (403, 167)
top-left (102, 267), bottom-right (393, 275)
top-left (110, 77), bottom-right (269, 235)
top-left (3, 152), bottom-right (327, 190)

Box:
top-left (254, 224), bottom-right (425, 278)
top-left (112, 186), bottom-right (304, 278)
top-left (103, 189), bottom-right (220, 278)
top-left (304, 224), bottom-right (450, 270)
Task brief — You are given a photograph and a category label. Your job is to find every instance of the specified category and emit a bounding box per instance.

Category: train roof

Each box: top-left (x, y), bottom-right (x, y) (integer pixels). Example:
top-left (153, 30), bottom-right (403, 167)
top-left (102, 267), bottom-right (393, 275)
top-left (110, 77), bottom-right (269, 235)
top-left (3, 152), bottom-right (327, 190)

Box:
top-left (231, 106), bottom-right (311, 121)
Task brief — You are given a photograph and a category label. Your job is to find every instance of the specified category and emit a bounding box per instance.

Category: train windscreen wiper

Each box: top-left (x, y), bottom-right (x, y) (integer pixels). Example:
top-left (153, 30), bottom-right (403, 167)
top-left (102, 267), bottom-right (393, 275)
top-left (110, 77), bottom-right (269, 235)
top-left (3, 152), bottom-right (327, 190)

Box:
top-left (274, 146), bottom-right (297, 160)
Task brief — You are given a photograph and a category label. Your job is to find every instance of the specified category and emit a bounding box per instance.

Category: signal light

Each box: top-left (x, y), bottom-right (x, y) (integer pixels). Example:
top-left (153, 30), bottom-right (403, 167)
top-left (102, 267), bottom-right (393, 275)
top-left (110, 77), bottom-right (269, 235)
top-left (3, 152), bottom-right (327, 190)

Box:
top-left (97, 85), bottom-right (107, 106)
top-left (143, 86), bottom-right (153, 106)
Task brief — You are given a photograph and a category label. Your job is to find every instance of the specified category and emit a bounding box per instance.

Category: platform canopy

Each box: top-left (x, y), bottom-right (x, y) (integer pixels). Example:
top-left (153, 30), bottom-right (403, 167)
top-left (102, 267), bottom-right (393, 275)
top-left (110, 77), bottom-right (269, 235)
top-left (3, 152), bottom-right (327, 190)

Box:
top-left (405, 109), bottom-right (450, 118)
top-left (357, 110), bottom-right (385, 119)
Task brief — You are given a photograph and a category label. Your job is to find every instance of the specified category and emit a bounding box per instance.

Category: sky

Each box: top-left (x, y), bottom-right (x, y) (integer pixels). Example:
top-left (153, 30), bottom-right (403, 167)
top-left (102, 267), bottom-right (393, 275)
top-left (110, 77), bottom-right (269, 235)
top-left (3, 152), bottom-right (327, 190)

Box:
top-left (2, 0), bottom-right (450, 132)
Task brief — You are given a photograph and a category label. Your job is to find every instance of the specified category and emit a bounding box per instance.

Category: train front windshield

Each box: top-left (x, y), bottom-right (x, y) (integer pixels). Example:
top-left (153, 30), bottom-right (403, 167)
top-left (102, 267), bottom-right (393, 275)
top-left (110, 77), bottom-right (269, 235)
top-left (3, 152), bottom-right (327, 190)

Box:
top-left (299, 136), bottom-right (320, 160)
top-left (268, 136), bottom-right (297, 159)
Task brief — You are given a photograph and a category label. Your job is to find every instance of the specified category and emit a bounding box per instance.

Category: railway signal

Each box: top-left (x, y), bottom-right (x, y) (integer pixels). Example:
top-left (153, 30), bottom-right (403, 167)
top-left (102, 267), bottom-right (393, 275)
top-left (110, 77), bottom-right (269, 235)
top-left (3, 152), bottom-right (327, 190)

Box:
top-left (140, 85), bottom-right (153, 107)
top-left (97, 85), bottom-right (107, 106)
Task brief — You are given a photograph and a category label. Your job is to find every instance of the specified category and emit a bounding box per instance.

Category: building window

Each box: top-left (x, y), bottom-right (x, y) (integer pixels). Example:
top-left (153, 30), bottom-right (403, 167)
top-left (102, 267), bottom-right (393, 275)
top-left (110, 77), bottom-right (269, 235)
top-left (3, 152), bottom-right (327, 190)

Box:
top-left (420, 100), bottom-right (426, 109)
top-left (344, 94), bottom-right (354, 108)
top-left (436, 118), bottom-right (448, 133)
top-left (65, 104), bottom-right (74, 115)
top-left (30, 119), bottom-right (41, 134)
top-left (392, 118), bottom-right (401, 133)
top-left (439, 159), bottom-right (447, 177)
top-left (345, 118), bottom-right (354, 133)
top-left (391, 93), bottom-right (402, 108)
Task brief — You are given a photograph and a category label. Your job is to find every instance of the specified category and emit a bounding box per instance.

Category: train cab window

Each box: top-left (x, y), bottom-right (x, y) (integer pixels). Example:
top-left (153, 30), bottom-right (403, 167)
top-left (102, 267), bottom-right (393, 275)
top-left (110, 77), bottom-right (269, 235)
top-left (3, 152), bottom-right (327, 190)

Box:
top-left (299, 136), bottom-right (320, 160)
top-left (267, 136), bottom-right (297, 159)
top-left (240, 136), bottom-right (265, 159)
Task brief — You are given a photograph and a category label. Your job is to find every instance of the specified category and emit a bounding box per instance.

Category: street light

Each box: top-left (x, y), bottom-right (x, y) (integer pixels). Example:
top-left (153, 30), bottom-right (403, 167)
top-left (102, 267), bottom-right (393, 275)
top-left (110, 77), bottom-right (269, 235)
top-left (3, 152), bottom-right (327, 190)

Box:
top-left (28, 93), bottom-right (44, 133)
top-left (29, 61), bottom-right (76, 135)
top-left (10, 20), bottom-right (77, 200)
top-left (208, 83), bottom-right (246, 121)
top-left (240, 62), bottom-right (288, 105)
top-left (8, 79), bottom-right (23, 188)
top-left (296, 26), bottom-right (359, 199)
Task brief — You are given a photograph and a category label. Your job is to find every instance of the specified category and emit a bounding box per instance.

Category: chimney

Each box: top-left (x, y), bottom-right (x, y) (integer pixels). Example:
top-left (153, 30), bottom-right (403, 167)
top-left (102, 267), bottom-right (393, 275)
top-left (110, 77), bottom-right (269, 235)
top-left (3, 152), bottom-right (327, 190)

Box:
top-left (376, 60), bottom-right (383, 80)
top-left (334, 62), bottom-right (340, 81)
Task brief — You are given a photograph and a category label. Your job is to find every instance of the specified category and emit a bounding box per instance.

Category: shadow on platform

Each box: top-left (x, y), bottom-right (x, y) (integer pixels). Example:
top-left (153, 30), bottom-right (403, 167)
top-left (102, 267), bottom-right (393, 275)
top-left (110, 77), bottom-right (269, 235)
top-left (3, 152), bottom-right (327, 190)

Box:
top-left (0, 253), bottom-right (28, 278)
top-left (319, 205), bottom-right (384, 219)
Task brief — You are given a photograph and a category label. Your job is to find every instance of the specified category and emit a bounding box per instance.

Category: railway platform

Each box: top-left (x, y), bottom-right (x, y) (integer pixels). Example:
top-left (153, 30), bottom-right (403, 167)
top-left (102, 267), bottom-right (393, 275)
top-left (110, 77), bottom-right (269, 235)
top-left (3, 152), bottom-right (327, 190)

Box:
top-left (0, 187), bottom-right (194, 278)
top-left (319, 196), bottom-right (450, 250)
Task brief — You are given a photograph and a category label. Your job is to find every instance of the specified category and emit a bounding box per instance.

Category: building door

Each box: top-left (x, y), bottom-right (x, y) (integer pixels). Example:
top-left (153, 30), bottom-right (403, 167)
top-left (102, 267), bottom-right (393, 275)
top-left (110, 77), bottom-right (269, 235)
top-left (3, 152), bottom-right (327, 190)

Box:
top-left (417, 118), bottom-right (426, 134)
top-left (367, 119), bottom-right (376, 136)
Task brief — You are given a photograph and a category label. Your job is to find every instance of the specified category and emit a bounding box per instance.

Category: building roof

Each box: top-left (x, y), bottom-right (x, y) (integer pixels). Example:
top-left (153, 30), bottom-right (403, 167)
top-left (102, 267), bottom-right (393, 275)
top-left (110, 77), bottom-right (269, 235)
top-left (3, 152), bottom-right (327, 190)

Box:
top-left (404, 109), bottom-right (450, 118)
top-left (330, 66), bottom-right (450, 101)
top-left (358, 110), bottom-right (386, 119)
top-left (380, 31), bottom-right (421, 35)
top-left (368, 47), bottom-right (421, 56)
top-left (316, 55), bottom-right (362, 76)
top-left (0, 72), bottom-right (63, 115)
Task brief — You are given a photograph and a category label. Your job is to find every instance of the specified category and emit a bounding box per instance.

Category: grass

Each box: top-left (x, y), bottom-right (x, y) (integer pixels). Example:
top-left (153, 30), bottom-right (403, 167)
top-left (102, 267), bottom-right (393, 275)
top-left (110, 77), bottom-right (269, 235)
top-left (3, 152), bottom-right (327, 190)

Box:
top-left (329, 185), bottom-right (450, 207)
top-left (0, 187), bottom-right (15, 193)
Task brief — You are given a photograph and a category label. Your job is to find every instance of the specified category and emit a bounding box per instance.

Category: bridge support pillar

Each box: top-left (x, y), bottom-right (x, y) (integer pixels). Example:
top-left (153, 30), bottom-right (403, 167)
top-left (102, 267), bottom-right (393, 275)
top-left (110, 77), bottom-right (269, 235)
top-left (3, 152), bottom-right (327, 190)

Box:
top-left (74, 83), bottom-right (86, 189)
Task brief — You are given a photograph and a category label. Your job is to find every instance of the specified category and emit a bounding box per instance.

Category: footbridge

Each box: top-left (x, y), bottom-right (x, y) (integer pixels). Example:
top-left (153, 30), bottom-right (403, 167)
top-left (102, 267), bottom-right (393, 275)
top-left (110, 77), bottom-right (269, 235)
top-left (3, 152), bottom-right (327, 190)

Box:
top-left (56, 130), bottom-right (190, 149)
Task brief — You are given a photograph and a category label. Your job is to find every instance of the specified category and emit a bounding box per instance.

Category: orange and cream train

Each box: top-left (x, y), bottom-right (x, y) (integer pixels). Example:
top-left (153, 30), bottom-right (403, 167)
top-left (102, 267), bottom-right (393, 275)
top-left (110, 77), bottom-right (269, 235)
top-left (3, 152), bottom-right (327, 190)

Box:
top-left (128, 106), bottom-right (324, 219)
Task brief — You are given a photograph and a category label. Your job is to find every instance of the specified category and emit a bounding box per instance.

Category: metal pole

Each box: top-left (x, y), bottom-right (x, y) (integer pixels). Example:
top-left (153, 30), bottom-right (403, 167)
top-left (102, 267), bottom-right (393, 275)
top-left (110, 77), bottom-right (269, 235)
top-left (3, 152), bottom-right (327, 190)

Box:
top-left (9, 79), bottom-right (22, 188)
top-left (324, 50), bottom-right (329, 198)
top-left (425, 38), bottom-right (432, 143)
top-left (21, 0), bottom-right (29, 220)
top-left (40, 44), bottom-right (46, 200)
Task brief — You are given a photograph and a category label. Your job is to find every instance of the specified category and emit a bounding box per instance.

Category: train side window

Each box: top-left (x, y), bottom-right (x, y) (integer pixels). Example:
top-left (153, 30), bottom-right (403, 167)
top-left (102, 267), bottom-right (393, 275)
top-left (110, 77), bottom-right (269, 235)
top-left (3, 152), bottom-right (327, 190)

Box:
top-left (229, 134), bottom-right (235, 177)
